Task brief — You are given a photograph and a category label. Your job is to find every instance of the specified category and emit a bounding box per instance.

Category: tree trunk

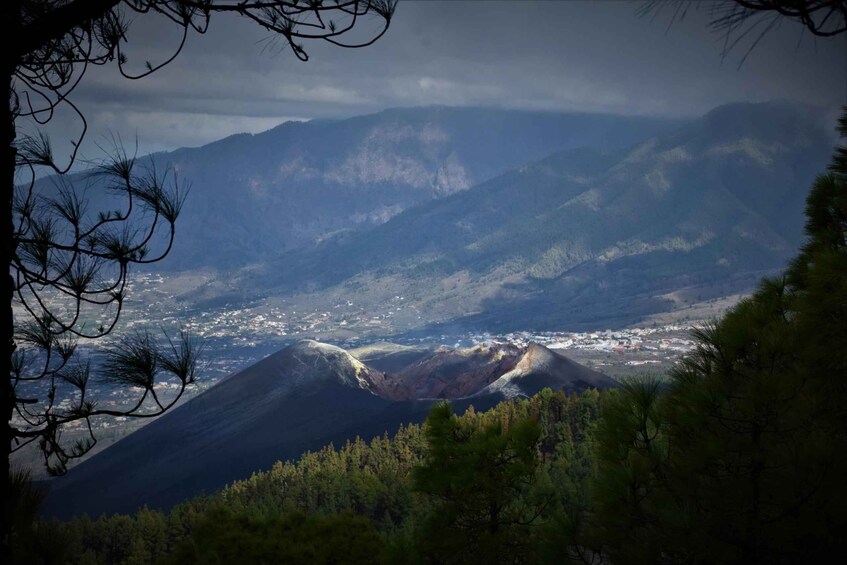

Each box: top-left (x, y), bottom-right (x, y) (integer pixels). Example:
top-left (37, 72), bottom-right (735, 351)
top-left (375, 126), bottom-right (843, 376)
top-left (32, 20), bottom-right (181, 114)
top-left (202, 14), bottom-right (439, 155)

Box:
top-left (2, 4), bottom-right (19, 562)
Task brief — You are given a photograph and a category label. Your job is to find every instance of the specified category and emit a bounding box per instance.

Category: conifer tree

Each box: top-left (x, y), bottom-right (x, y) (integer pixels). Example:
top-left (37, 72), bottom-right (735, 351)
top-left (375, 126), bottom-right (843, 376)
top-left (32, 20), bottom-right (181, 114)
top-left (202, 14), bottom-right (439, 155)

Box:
top-left (588, 108), bottom-right (847, 565)
top-left (413, 402), bottom-right (545, 564)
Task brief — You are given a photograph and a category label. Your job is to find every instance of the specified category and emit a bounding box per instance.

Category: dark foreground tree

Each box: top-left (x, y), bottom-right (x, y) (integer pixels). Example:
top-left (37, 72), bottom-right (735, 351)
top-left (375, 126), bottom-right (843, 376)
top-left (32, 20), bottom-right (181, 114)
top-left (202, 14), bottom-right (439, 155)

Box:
top-left (3, 0), bottom-right (396, 558)
top-left (640, 0), bottom-right (847, 64)
top-left (588, 110), bottom-right (847, 564)
top-left (413, 402), bottom-right (546, 564)
top-left (163, 507), bottom-right (387, 565)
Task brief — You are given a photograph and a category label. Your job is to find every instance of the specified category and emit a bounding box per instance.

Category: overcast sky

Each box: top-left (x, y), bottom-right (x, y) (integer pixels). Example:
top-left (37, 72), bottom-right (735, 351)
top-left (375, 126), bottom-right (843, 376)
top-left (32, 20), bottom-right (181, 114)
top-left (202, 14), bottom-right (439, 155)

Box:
top-left (34, 0), bottom-right (847, 162)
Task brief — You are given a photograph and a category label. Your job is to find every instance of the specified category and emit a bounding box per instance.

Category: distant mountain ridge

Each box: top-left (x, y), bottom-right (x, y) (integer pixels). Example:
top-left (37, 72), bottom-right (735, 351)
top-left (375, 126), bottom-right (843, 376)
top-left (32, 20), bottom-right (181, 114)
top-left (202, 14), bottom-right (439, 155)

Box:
top-left (30, 102), bottom-right (829, 332)
top-left (96, 106), bottom-right (680, 269)
top-left (206, 101), bottom-right (834, 331)
top-left (43, 339), bottom-right (616, 519)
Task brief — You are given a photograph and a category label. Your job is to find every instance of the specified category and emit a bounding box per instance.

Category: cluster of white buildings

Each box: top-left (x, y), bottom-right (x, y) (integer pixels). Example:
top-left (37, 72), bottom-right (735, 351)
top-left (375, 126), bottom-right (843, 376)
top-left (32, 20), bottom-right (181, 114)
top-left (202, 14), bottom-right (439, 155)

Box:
top-left (464, 325), bottom-right (698, 355)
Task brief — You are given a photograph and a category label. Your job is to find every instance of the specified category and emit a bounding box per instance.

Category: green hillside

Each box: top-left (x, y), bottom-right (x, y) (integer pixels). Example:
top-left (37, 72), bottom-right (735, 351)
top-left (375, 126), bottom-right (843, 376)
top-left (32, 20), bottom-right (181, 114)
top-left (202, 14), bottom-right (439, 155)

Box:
top-left (17, 389), bottom-right (604, 564)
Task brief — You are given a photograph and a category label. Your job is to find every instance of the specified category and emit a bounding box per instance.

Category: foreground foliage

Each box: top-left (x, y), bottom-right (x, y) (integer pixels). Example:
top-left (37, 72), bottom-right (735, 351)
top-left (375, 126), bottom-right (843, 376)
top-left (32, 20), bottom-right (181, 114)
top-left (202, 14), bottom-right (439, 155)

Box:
top-left (589, 111), bottom-right (847, 564)
top-left (15, 389), bottom-right (602, 564)
top-left (413, 402), bottom-right (545, 563)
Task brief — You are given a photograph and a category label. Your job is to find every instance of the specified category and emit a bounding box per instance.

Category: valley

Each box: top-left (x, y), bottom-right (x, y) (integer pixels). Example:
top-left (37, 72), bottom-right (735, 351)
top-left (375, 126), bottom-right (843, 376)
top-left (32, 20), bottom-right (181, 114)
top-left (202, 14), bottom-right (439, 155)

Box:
top-left (11, 270), bottom-right (715, 479)
top-left (12, 100), bottom-right (837, 516)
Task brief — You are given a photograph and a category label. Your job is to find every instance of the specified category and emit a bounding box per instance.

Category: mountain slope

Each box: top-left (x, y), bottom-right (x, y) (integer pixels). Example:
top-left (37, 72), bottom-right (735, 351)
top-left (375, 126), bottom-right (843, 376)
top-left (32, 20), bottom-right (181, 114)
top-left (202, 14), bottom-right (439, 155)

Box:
top-left (482, 343), bottom-right (618, 398)
top-left (42, 340), bottom-right (391, 518)
top-left (375, 343), bottom-right (521, 400)
top-left (43, 339), bottom-right (614, 518)
top-left (348, 342), bottom-right (437, 373)
top-left (42, 107), bottom-right (678, 270)
top-left (224, 101), bottom-right (834, 330)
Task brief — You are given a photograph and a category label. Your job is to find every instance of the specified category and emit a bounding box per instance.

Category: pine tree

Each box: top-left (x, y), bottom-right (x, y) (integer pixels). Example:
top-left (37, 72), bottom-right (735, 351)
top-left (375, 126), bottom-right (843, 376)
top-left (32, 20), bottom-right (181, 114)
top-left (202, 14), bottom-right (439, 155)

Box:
top-left (588, 108), bottom-right (847, 564)
top-left (412, 402), bottom-right (544, 564)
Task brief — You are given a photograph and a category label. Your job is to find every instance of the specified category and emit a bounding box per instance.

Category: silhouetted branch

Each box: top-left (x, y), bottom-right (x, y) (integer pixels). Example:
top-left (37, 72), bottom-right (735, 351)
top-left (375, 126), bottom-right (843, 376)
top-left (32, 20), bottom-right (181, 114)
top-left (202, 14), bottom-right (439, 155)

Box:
top-left (639, 0), bottom-right (846, 65)
top-left (7, 0), bottom-right (395, 480)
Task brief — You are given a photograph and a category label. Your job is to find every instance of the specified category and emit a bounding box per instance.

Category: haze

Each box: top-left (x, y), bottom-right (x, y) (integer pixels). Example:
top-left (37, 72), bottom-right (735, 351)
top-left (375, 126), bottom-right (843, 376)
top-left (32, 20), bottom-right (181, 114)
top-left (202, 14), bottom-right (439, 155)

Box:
top-left (38, 0), bottom-right (846, 160)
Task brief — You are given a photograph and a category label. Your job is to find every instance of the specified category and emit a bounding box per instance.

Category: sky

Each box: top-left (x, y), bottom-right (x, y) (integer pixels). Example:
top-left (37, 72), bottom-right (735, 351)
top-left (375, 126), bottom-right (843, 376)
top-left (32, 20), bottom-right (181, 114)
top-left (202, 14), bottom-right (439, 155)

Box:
top-left (33, 0), bottom-right (847, 163)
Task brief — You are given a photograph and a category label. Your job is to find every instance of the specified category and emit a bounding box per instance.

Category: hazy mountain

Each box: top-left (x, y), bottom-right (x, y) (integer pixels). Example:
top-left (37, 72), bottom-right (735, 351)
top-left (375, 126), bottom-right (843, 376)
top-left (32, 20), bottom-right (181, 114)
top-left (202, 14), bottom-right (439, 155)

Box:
top-left (36, 107), bottom-right (678, 270)
top-left (224, 101), bottom-right (834, 330)
top-left (43, 339), bottom-right (613, 518)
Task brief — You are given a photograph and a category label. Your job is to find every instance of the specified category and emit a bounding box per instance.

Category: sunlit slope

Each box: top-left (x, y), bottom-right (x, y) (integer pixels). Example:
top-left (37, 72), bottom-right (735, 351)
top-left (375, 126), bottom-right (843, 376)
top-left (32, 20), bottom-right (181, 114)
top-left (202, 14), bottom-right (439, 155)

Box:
top-left (43, 340), bottom-right (614, 518)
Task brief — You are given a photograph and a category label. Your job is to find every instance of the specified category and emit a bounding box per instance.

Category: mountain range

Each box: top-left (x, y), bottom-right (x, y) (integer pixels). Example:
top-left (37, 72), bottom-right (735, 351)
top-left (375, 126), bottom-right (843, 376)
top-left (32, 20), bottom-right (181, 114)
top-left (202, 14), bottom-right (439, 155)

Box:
top-left (187, 101), bottom-right (835, 331)
top-left (43, 339), bottom-right (617, 519)
top-left (36, 100), bottom-right (837, 521)
top-left (32, 101), bottom-right (832, 332)
top-left (136, 107), bottom-right (682, 269)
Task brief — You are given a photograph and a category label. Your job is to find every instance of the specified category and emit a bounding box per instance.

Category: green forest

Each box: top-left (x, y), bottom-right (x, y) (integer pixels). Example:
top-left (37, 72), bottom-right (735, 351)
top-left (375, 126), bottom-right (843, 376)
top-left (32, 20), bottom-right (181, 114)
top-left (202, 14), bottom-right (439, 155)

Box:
top-left (10, 112), bottom-right (847, 565)
top-left (14, 388), bottom-right (602, 564)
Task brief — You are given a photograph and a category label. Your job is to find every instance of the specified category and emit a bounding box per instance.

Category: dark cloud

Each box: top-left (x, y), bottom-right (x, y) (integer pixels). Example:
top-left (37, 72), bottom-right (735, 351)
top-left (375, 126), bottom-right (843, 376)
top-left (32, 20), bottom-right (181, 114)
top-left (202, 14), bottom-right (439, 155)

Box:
top-left (27, 0), bottom-right (847, 162)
